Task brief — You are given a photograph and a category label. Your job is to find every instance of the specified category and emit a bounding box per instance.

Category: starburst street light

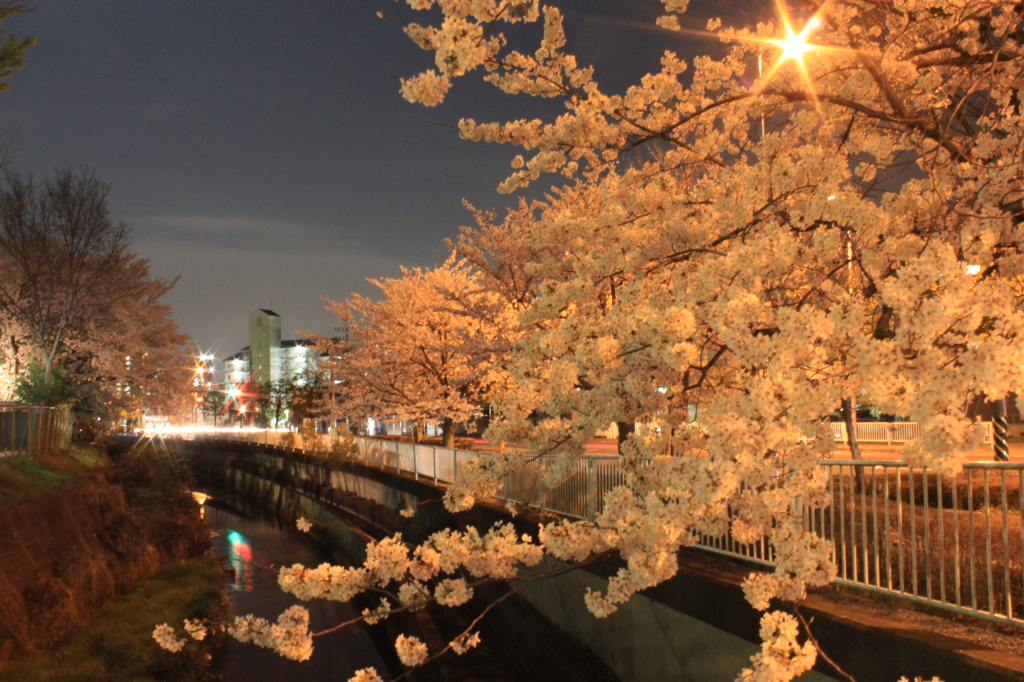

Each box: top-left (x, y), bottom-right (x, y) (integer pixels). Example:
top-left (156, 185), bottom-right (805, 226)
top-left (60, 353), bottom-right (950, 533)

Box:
top-left (768, 15), bottom-right (819, 67)
top-left (752, 3), bottom-right (830, 119)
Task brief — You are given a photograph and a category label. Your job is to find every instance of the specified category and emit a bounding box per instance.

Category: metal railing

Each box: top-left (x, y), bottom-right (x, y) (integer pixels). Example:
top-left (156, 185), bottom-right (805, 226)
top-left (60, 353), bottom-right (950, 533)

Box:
top-left (196, 429), bottom-right (1023, 627)
top-left (830, 420), bottom-right (994, 445)
top-left (810, 461), bottom-right (1023, 626)
top-left (0, 405), bottom-right (72, 459)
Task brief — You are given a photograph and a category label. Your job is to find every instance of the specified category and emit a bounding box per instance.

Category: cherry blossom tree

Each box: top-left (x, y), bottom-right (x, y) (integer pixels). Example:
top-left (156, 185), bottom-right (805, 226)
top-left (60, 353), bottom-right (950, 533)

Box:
top-left (159, 1), bottom-right (1018, 680)
top-left (328, 255), bottom-right (514, 446)
top-left (0, 168), bottom-right (192, 427)
top-left (67, 284), bottom-right (193, 429)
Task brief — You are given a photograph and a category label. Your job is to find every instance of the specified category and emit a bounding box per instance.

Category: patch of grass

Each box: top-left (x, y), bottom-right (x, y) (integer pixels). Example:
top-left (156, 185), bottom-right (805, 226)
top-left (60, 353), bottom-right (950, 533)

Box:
top-left (0, 552), bottom-right (229, 682)
top-left (0, 445), bottom-right (109, 505)
top-left (0, 456), bottom-right (76, 504)
top-left (63, 443), bottom-right (110, 469)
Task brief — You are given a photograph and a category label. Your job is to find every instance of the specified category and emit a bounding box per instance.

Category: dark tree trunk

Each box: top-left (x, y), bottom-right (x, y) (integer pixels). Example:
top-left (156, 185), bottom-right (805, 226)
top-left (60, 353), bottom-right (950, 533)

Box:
top-left (441, 417), bottom-right (456, 449)
top-left (840, 396), bottom-right (865, 491)
top-left (840, 397), bottom-right (862, 460)
top-left (616, 420), bottom-right (635, 451)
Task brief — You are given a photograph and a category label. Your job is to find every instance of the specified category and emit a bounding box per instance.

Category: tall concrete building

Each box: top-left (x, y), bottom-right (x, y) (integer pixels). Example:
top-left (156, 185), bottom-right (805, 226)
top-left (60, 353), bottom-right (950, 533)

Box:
top-left (249, 309), bottom-right (282, 384)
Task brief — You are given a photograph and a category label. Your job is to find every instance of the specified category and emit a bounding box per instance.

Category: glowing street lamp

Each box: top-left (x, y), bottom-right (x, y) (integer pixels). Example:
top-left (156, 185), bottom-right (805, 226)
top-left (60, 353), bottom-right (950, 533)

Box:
top-left (768, 15), bottom-right (819, 67)
top-left (748, 1), bottom-right (839, 120)
top-left (751, 5), bottom-right (826, 137)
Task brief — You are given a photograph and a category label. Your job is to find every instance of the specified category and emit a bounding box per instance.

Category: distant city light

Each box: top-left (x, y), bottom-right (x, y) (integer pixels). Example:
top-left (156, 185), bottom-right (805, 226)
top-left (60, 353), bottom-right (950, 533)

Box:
top-left (138, 425), bottom-right (291, 436)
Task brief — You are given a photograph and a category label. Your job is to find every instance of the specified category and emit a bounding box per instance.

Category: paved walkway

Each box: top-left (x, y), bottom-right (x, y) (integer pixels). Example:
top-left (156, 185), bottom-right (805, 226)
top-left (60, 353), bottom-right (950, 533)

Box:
top-left (833, 439), bottom-right (1024, 462)
top-left (476, 436), bottom-right (1024, 462)
top-left (582, 437), bottom-right (1024, 462)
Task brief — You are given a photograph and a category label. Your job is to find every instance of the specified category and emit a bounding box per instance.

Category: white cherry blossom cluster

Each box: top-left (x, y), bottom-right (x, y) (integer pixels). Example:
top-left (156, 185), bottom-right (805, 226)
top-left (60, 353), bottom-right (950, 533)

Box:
top-left (226, 606), bottom-right (314, 661)
top-left (361, 598), bottom-right (393, 625)
top-left (152, 623), bottom-right (184, 653)
top-left (182, 619), bottom-right (207, 641)
top-left (154, 606), bottom-right (314, 662)
top-left (434, 577), bottom-right (474, 606)
top-left (395, 633), bottom-right (430, 667)
top-left (451, 630), bottom-right (482, 654)
top-left (349, 669), bottom-right (385, 682)
top-left (738, 611), bottom-right (817, 682)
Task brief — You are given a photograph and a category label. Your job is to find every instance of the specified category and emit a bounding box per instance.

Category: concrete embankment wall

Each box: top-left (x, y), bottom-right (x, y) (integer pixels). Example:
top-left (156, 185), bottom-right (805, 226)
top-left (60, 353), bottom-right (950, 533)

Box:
top-left (220, 467), bottom-right (371, 562)
top-left (187, 442), bottom-right (1024, 682)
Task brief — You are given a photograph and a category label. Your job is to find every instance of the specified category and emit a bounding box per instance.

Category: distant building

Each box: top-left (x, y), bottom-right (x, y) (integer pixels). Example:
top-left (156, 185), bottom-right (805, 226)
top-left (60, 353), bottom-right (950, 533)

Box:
top-left (249, 309), bottom-right (281, 384)
top-left (280, 339), bottom-right (320, 382)
top-left (223, 310), bottom-right (324, 387)
top-left (223, 346), bottom-right (250, 387)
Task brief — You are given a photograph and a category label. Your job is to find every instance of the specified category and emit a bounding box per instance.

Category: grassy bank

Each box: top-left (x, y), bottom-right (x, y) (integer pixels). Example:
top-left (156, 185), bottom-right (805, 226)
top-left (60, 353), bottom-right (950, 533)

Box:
top-left (0, 552), bottom-right (229, 682)
top-left (0, 445), bottom-right (109, 505)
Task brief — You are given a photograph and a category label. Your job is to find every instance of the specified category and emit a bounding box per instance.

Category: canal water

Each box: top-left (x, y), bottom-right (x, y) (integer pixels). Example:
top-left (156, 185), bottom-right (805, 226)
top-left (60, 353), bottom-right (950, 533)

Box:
top-left (203, 496), bottom-right (391, 681)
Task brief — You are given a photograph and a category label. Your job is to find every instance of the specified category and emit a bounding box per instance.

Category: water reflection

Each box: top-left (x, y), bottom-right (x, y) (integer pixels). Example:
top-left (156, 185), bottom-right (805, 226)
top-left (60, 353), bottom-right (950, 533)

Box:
top-left (226, 530), bottom-right (255, 592)
top-left (204, 496), bottom-right (391, 681)
top-left (191, 490), bottom-right (209, 518)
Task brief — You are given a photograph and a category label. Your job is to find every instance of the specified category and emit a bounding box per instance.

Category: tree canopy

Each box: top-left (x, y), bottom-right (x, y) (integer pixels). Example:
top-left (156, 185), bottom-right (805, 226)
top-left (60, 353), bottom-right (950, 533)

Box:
top-left (158, 1), bottom-right (1024, 680)
top-left (328, 255), bottom-right (515, 446)
top-left (0, 168), bottom-right (191, 429)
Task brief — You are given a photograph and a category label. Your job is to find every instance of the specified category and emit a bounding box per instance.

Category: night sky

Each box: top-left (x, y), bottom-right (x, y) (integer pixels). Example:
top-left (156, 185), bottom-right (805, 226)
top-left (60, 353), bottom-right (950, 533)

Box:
top-left (0, 0), bottom-right (762, 359)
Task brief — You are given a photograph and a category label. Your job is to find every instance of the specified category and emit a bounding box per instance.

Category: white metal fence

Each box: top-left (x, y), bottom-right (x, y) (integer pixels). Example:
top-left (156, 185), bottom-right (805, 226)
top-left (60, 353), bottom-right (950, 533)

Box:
top-left (0, 405), bottom-right (72, 459)
top-left (830, 420), bottom-right (994, 445)
top-left (769, 460), bottom-right (1021, 627)
top-left (195, 429), bottom-right (1023, 627)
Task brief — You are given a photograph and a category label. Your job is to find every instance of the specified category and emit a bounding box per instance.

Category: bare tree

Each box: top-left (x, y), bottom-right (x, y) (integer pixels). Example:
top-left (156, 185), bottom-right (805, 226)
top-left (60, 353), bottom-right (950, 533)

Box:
top-left (0, 168), bottom-right (178, 382)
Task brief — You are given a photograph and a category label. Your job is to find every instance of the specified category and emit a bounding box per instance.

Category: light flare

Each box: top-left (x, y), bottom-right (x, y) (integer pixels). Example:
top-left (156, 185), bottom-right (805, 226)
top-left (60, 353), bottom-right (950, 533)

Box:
top-left (768, 17), bottom-right (818, 66)
top-left (761, 0), bottom-right (821, 79)
top-left (754, 2), bottom-right (831, 121)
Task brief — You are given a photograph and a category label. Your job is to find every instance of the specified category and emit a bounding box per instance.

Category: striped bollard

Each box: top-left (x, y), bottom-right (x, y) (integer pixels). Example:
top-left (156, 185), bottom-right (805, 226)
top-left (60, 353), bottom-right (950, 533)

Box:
top-left (993, 398), bottom-right (1010, 462)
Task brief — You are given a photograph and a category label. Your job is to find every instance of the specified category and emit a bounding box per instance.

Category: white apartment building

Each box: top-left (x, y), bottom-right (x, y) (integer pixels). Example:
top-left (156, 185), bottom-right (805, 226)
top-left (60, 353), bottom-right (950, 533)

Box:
top-left (222, 310), bottom-right (325, 387)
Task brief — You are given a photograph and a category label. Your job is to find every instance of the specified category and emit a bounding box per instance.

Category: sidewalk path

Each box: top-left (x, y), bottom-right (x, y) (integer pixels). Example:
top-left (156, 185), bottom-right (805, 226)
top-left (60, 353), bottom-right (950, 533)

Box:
top-left (834, 438), bottom-right (1024, 462)
top-left (477, 436), bottom-right (1024, 462)
top-left (579, 437), bottom-right (1024, 462)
